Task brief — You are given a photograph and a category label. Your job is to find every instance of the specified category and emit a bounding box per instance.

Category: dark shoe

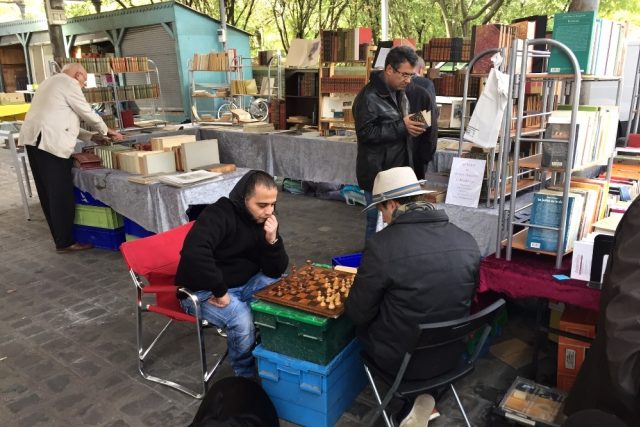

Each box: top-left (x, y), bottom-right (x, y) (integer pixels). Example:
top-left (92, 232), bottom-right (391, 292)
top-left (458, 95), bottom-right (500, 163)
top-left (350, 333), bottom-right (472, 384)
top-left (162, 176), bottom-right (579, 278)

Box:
top-left (56, 242), bottom-right (94, 253)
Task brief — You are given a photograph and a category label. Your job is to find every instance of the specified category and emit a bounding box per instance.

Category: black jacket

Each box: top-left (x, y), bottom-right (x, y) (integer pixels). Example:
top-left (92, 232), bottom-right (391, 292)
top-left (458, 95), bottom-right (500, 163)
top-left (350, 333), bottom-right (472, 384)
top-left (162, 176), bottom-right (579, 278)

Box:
top-left (353, 70), bottom-right (411, 192)
top-left (175, 171), bottom-right (288, 297)
top-left (406, 81), bottom-right (438, 177)
top-left (564, 197), bottom-right (640, 426)
top-left (345, 207), bottom-right (480, 379)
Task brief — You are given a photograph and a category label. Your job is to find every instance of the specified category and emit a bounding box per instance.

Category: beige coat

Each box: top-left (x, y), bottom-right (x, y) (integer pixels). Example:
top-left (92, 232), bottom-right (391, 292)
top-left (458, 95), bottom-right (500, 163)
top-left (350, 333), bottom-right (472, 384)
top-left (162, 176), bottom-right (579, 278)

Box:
top-left (19, 72), bottom-right (108, 159)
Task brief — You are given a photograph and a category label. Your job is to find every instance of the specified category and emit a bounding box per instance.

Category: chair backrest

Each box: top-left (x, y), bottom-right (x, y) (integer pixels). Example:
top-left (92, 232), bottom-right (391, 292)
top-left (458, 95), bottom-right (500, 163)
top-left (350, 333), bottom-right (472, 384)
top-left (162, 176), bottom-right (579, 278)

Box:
top-left (120, 221), bottom-right (194, 311)
top-left (413, 298), bottom-right (506, 362)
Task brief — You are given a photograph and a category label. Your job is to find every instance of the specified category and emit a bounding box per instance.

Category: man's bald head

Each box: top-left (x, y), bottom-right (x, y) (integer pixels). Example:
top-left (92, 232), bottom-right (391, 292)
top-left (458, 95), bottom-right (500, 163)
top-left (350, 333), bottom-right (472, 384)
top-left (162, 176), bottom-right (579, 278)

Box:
top-left (61, 62), bottom-right (88, 87)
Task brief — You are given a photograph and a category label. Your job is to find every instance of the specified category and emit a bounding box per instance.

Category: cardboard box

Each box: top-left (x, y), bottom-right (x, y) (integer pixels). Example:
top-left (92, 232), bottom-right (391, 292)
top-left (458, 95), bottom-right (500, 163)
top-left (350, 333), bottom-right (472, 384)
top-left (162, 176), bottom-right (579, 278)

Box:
top-left (556, 306), bottom-right (597, 391)
top-left (0, 92), bottom-right (24, 105)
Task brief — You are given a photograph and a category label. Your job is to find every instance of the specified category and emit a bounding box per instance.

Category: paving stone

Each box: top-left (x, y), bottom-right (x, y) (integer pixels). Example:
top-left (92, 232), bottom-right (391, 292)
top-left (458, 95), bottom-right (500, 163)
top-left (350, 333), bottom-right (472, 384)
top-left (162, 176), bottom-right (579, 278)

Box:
top-left (6, 392), bottom-right (41, 414)
top-left (45, 374), bottom-right (71, 393)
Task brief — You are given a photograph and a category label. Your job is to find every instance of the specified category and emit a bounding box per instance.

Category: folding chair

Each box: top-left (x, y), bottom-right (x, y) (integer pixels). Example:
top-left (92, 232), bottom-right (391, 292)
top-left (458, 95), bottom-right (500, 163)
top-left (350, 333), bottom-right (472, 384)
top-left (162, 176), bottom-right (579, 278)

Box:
top-left (0, 130), bottom-right (32, 220)
top-left (364, 298), bottom-right (506, 427)
top-left (120, 221), bottom-right (228, 399)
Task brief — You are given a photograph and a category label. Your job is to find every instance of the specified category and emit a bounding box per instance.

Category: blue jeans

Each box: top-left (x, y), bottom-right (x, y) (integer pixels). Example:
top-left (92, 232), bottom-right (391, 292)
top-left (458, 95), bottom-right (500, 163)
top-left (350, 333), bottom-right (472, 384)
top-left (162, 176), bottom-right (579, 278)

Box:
top-left (180, 272), bottom-right (279, 377)
top-left (364, 191), bottom-right (378, 241)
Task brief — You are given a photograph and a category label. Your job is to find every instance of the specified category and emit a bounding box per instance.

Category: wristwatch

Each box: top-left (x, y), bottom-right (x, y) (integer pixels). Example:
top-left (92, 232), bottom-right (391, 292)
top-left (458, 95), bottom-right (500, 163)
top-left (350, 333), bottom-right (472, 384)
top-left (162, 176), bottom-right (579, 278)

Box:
top-left (269, 237), bottom-right (279, 245)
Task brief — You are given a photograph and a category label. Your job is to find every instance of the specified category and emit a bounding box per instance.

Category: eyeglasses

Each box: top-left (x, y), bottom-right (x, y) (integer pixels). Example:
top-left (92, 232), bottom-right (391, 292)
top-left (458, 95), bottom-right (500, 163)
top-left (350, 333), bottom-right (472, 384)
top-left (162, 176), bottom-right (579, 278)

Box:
top-left (392, 68), bottom-right (416, 80)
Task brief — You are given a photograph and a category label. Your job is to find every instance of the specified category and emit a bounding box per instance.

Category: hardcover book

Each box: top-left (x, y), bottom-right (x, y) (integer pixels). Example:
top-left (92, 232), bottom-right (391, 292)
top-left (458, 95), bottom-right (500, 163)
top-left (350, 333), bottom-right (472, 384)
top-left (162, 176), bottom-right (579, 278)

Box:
top-left (548, 11), bottom-right (597, 74)
top-left (526, 190), bottom-right (584, 253)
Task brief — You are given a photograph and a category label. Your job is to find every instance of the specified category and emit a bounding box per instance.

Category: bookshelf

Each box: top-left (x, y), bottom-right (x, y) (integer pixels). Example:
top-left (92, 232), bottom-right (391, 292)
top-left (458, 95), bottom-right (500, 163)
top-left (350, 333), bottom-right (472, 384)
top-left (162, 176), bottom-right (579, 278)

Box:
top-left (284, 68), bottom-right (319, 127)
top-left (318, 28), bottom-right (372, 136)
top-left (56, 56), bottom-right (162, 129)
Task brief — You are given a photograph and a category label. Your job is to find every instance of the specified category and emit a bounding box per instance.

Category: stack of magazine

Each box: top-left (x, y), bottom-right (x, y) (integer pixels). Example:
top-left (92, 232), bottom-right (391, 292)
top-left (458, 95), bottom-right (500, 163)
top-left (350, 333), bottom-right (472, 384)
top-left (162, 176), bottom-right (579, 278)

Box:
top-left (158, 170), bottom-right (222, 187)
top-left (498, 377), bottom-right (567, 426)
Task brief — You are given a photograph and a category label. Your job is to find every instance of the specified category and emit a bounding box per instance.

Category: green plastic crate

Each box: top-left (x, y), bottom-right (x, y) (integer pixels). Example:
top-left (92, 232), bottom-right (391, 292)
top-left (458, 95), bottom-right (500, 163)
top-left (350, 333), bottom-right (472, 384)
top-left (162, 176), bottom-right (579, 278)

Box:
top-left (251, 300), bottom-right (355, 365)
top-left (125, 234), bottom-right (139, 241)
top-left (74, 204), bottom-right (124, 229)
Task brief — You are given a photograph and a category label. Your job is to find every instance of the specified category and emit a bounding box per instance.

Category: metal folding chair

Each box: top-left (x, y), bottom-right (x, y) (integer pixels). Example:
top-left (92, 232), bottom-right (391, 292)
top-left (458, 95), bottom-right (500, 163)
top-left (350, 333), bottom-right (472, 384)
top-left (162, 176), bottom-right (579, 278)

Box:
top-left (0, 130), bottom-right (32, 220)
top-left (120, 221), bottom-right (227, 399)
top-left (364, 299), bottom-right (507, 427)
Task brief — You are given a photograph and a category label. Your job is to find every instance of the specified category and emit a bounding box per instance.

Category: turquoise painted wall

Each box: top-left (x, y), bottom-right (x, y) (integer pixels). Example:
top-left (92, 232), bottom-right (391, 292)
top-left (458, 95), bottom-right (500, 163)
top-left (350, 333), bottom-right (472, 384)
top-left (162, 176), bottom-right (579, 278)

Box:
top-left (174, 6), bottom-right (251, 119)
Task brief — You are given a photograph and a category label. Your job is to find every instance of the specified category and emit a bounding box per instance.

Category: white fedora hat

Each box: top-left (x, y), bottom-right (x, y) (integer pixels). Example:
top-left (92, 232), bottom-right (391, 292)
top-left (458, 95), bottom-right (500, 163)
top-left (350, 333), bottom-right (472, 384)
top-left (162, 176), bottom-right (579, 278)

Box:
top-left (363, 167), bottom-right (428, 212)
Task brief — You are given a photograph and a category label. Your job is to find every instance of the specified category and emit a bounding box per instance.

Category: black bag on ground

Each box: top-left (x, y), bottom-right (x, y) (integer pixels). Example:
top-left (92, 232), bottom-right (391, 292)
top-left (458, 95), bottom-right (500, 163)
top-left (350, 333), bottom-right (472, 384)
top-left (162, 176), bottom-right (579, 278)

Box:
top-left (188, 377), bottom-right (279, 427)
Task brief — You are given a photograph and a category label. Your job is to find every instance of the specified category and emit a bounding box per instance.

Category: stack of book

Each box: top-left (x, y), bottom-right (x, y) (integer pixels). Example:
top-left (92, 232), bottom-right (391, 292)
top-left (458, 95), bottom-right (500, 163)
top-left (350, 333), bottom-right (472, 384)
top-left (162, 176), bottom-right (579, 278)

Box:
top-left (321, 28), bottom-right (373, 62)
top-left (548, 11), bottom-right (627, 76)
top-left (422, 37), bottom-right (471, 62)
top-left (110, 57), bottom-right (149, 73)
top-left (320, 76), bottom-right (367, 93)
top-left (470, 24), bottom-right (515, 74)
top-left (191, 51), bottom-right (232, 71)
top-left (230, 79), bottom-right (258, 95)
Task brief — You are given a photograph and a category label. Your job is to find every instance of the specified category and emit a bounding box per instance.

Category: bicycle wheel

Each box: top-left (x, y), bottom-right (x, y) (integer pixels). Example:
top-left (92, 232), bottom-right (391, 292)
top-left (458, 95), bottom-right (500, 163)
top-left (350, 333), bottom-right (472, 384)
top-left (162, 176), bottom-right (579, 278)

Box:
top-left (217, 102), bottom-right (234, 120)
top-left (249, 98), bottom-right (269, 122)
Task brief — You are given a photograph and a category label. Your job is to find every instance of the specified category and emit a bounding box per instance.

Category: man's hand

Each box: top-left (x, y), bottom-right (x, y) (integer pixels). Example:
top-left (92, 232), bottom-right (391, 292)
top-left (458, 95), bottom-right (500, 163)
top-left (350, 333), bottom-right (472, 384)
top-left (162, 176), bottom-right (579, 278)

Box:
top-left (107, 129), bottom-right (124, 141)
top-left (264, 215), bottom-right (278, 244)
top-left (208, 292), bottom-right (230, 308)
top-left (403, 115), bottom-right (427, 137)
top-left (90, 133), bottom-right (110, 145)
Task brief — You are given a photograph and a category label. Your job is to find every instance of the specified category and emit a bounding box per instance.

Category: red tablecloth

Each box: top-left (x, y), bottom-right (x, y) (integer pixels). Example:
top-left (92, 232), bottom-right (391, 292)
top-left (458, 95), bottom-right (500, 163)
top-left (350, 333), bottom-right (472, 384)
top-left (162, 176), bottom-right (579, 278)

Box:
top-left (478, 250), bottom-right (601, 312)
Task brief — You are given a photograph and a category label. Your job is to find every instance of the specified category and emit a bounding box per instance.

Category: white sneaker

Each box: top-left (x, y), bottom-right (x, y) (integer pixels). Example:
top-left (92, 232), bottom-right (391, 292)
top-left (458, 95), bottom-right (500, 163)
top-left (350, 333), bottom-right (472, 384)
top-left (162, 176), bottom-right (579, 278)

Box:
top-left (399, 394), bottom-right (436, 427)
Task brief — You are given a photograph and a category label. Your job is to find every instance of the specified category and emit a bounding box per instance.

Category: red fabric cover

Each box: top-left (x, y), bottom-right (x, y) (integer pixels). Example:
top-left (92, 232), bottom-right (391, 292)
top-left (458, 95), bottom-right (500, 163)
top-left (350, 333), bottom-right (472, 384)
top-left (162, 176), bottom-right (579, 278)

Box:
top-left (478, 250), bottom-right (601, 312)
top-left (120, 222), bottom-right (195, 317)
top-left (627, 133), bottom-right (640, 148)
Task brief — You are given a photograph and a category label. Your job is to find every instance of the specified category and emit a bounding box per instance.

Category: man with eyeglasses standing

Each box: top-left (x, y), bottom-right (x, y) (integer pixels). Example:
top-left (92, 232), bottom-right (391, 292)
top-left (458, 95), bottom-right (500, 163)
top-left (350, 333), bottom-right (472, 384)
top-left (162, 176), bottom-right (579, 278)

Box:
top-left (19, 62), bottom-right (123, 252)
top-left (353, 46), bottom-right (426, 241)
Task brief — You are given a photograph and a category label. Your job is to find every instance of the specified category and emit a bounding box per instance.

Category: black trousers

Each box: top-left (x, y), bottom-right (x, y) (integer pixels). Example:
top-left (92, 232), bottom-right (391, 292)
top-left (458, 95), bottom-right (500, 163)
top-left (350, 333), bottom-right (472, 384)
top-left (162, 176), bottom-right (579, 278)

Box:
top-left (26, 144), bottom-right (75, 249)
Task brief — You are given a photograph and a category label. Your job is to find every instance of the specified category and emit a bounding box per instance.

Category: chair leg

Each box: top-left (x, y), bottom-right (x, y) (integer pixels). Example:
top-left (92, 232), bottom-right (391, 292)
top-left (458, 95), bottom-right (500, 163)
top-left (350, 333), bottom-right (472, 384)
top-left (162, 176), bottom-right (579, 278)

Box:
top-left (364, 365), bottom-right (394, 427)
top-left (450, 384), bottom-right (472, 427)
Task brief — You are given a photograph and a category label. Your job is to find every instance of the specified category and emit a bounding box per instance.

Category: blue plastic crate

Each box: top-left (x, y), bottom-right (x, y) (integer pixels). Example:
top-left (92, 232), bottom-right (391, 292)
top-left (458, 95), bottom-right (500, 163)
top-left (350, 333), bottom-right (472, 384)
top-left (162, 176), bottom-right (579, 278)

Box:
top-left (73, 187), bottom-right (108, 207)
top-left (331, 252), bottom-right (362, 268)
top-left (123, 217), bottom-right (155, 238)
top-left (73, 225), bottom-right (125, 251)
top-left (253, 339), bottom-right (366, 427)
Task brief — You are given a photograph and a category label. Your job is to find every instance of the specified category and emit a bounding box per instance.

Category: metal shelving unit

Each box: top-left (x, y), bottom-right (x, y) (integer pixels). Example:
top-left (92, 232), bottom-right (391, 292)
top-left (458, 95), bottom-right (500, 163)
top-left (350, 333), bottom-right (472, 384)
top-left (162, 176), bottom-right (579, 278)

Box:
top-left (499, 39), bottom-right (582, 269)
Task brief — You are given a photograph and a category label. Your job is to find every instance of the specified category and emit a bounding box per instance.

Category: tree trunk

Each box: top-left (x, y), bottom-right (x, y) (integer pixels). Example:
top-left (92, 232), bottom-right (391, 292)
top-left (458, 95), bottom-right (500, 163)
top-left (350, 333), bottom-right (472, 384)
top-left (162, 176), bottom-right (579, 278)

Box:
top-left (568, 0), bottom-right (599, 11)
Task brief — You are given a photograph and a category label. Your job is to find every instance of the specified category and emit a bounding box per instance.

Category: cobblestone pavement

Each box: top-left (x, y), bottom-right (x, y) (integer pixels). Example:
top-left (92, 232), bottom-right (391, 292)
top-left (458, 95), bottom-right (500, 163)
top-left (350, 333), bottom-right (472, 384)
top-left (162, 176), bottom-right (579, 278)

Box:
top-left (0, 146), bottom-right (543, 426)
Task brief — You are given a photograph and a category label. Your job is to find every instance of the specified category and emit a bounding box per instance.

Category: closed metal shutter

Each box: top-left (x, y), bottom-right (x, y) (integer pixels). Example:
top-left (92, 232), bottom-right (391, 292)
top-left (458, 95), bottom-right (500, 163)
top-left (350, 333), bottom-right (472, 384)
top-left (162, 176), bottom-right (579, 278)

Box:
top-left (121, 24), bottom-right (182, 112)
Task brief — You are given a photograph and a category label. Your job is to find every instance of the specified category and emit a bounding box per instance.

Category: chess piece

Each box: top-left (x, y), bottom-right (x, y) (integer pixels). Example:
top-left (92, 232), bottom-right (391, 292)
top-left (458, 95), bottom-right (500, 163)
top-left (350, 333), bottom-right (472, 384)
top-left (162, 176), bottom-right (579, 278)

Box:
top-left (320, 298), bottom-right (327, 307)
top-left (335, 294), bottom-right (342, 307)
top-left (317, 291), bottom-right (323, 302)
top-left (328, 301), bottom-right (335, 310)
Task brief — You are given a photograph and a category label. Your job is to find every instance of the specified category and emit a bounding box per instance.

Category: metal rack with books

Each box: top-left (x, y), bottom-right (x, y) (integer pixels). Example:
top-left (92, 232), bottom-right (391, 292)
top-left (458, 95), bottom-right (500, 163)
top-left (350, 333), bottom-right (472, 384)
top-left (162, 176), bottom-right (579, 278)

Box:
top-left (188, 50), bottom-right (242, 122)
top-left (498, 38), bottom-right (622, 269)
top-left (56, 56), bottom-right (163, 129)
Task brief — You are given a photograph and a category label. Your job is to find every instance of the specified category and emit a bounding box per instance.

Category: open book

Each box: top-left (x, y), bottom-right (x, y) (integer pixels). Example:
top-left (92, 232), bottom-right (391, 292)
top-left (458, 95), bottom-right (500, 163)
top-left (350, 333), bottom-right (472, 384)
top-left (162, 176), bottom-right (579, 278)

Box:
top-left (410, 110), bottom-right (432, 127)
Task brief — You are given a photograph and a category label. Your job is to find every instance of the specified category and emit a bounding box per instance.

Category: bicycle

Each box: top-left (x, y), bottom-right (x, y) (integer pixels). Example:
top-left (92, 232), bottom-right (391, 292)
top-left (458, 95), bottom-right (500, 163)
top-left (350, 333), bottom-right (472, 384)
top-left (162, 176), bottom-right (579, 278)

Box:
top-left (217, 97), bottom-right (269, 121)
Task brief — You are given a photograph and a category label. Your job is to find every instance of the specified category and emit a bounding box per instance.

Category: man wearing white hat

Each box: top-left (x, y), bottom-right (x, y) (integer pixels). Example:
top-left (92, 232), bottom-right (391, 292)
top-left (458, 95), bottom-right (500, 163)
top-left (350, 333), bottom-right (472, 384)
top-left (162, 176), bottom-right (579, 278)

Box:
top-left (345, 167), bottom-right (480, 427)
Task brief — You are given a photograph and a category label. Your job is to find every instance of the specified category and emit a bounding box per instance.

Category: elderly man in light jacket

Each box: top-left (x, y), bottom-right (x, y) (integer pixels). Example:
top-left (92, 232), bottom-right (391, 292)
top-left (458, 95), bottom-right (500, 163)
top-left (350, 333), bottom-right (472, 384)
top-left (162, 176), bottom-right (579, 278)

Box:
top-left (20, 62), bottom-right (122, 252)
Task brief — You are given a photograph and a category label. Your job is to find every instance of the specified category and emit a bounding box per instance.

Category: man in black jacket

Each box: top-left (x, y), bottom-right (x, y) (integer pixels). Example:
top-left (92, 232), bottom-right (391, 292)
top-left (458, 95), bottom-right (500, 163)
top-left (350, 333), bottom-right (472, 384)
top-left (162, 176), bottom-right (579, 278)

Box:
top-left (563, 196), bottom-right (640, 427)
top-left (353, 46), bottom-right (427, 240)
top-left (345, 167), bottom-right (480, 426)
top-left (406, 56), bottom-right (438, 179)
top-left (176, 170), bottom-right (289, 377)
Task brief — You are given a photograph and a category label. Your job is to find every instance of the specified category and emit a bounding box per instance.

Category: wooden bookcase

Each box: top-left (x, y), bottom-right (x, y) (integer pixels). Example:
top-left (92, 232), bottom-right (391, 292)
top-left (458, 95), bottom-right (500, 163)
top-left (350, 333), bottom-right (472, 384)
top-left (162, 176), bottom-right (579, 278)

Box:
top-left (284, 68), bottom-right (319, 127)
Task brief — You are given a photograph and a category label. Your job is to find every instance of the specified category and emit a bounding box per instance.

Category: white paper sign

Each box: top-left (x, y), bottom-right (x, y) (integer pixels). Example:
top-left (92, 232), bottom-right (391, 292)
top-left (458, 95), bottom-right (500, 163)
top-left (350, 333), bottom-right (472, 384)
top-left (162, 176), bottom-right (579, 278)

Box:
top-left (445, 157), bottom-right (486, 208)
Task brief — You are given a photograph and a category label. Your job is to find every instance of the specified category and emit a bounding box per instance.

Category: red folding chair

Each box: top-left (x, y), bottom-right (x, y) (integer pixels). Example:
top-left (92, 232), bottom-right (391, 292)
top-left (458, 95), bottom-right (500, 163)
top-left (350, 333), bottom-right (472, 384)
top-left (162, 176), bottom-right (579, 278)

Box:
top-left (120, 222), bottom-right (227, 399)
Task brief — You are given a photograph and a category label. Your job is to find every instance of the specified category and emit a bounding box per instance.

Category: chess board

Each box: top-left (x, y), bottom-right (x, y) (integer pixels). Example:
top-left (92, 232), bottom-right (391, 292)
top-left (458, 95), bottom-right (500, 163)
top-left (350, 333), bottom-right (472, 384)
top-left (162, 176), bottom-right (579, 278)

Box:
top-left (254, 264), bottom-right (355, 318)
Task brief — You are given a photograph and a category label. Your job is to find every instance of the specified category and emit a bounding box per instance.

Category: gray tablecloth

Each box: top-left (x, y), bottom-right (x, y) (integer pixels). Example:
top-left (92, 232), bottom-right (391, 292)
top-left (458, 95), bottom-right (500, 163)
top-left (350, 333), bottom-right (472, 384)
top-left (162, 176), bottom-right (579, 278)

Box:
top-left (200, 128), bottom-right (358, 185)
top-left (72, 167), bottom-right (248, 233)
